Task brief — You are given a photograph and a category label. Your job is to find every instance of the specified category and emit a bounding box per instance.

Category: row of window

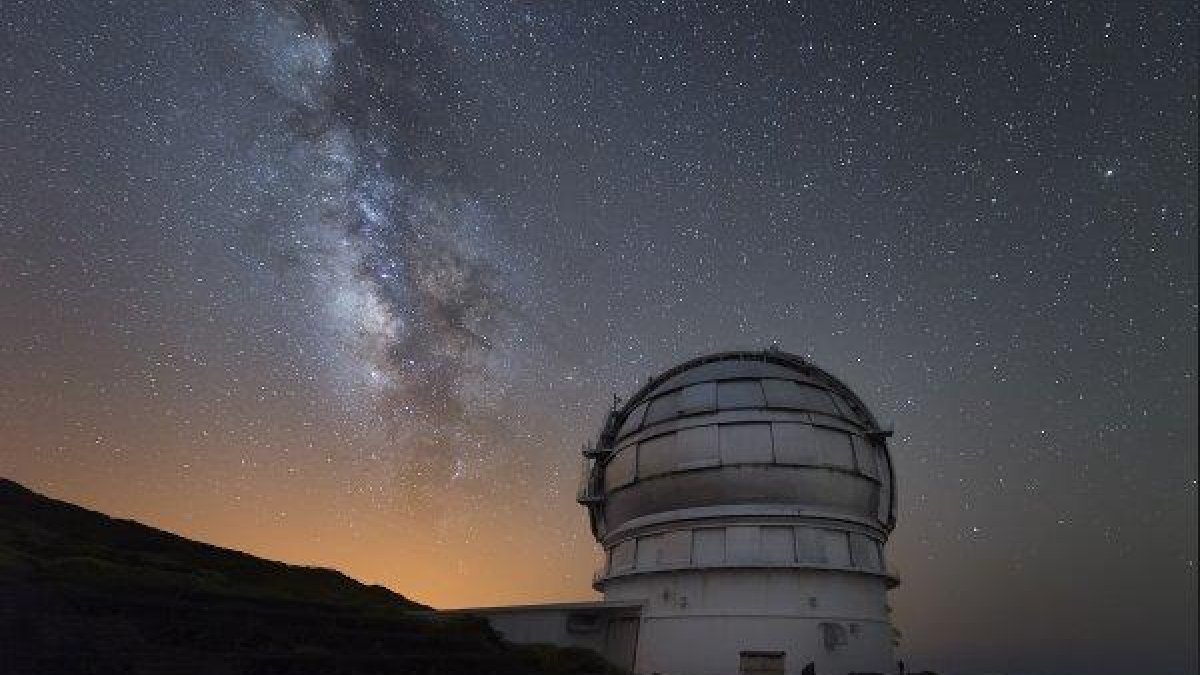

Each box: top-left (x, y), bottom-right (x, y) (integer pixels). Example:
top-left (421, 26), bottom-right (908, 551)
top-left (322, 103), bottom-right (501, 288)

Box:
top-left (617, 378), bottom-right (861, 438)
top-left (605, 421), bottom-right (886, 489)
top-left (605, 525), bottom-right (886, 575)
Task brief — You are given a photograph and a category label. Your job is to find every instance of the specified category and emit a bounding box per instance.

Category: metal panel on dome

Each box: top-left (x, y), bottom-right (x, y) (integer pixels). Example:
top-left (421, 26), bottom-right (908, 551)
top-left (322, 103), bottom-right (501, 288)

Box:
top-left (611, 540), bottom-right (635, 572)
top-left (661, 530), bottom-right (692, 565)
top-left (876, 448), bottom-right (893, 522)
top-left (617, 400), bottom-right (647, 438)
top-left (849, 533), bottom-right (881, 571)
top-left (719, 423), bottom-right (774, 464)
top-left (679, 381), bottom-right (717, 413)
top-left (795, 527), bottom-right (828, 563)
top-left (693, 528), bottom-right (725, 564)
top-left (771, 422), bottom-right (819, 466)
top-left (829, 391), bottom-right (863, 420)
top-left (726, 526), bottom-right (759, 563)
top-left (656, 360), bottom-right (805, 392)
top-left (636, 534), bottom-right (661, 569)
top-left (637, 426), bottom-right (720, 478)
top-left (637, 433), bottom-right (677, 478)
top-left (676, 425), bottom-right (720, 469)
top-left (761, 526), bottom-right (795, 563)
top-left (811, 426), bottom-right (856, 469)
top-left (606, 447), bottom-right (637, 488)
top-left (717, 380), bottom-right (767, 408)
top-left (644, 391), bottom-right (681, 426)
top-left (823, 530), bottom-right (852, 566)
top-left (761, 379), bottom-right (840, 415)
top-left (851, 435), bottom-right (879, 478)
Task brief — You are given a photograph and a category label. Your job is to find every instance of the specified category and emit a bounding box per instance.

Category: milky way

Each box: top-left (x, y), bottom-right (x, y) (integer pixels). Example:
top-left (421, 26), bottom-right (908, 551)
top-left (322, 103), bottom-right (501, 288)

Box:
top-left (247, 0), bottom-right (523, 488)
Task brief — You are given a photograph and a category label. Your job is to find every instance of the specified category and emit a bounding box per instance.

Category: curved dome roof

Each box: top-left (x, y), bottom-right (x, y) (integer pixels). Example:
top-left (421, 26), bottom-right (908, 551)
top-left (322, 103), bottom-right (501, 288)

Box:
top-left (598, 349), bottom-right (883, 449)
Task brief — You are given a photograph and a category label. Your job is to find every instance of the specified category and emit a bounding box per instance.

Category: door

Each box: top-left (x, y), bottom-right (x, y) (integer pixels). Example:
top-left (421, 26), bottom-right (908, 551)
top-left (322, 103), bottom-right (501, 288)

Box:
top-left (739, 651), bottom-right (785, 675)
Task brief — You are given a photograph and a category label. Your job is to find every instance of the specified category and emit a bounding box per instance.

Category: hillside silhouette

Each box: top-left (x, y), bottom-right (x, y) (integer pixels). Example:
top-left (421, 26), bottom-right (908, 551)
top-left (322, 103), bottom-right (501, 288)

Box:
top-left (0, 477), bottom-right (622, 675)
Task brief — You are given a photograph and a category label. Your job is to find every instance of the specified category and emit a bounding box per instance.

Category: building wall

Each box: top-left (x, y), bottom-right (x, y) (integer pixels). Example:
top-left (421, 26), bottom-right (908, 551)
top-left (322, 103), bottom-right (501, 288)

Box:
top-left (605, 569), bottom-right (894, 675)
top-left (464, 604), bottom-right (641, 672)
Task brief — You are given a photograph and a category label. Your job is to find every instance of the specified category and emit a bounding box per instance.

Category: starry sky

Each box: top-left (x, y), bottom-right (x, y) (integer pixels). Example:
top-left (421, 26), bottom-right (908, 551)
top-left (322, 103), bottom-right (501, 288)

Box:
top-left (1, 2), bottom-right (1196, 674)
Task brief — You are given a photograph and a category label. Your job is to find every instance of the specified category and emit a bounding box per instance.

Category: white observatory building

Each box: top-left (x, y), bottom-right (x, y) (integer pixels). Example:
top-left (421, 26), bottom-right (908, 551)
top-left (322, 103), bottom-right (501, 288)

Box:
top-left (453, 350), bottom-right (900, 675)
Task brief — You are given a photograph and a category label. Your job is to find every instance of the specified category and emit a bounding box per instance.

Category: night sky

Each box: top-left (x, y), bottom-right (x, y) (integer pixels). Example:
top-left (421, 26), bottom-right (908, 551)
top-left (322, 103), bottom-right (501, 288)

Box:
top-left (1, 2), bottom-right (1196, 674)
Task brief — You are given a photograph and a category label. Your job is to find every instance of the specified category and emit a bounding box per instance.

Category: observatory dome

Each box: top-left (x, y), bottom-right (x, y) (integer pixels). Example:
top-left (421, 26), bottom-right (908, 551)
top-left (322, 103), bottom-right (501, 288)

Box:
top-left (579, 349), bottom-right (896, 586)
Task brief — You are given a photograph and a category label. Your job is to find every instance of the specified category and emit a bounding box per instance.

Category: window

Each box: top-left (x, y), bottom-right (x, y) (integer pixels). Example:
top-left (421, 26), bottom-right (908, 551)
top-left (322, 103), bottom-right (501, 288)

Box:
top-left (820, 622), bottom-right (849, 652)
top-left (740, 651), bottom-right (785, 675)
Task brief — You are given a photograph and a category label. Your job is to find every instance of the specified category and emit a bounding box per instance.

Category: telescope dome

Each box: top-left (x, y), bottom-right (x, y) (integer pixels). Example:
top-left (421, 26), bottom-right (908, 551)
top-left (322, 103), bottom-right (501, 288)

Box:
top-left (580, 350), bottom-right (896, 566)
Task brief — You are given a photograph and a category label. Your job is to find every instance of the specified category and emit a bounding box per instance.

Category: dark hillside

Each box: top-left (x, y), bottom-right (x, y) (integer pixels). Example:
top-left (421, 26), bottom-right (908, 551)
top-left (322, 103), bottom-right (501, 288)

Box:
top-left (0, 478), bottom-right (622, 675)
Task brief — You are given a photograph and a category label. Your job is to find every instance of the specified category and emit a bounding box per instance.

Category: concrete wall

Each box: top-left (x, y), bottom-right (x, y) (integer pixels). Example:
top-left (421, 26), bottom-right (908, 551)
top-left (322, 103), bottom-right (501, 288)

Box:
top-left (459, 603), bottom-right (641, 672)
top-left (605, 569), bottom-right (895, 675)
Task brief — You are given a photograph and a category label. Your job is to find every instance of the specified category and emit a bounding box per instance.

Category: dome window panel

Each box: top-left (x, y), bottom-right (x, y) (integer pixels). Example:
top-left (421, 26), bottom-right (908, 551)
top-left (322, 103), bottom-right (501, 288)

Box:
top-left (761, 379), bottom-right (839, 415)
top-left (605, 447), bottom-right (637, 488)
top-left (636, 534), bottom-right (662, 569)
top-left (795, 527), bottom-right (829, 564)
top-left (678, 381), bottom-right (717, 413)
top-left (611, 540), bottom-right (636, 572)
top-left (719, 423), bottom-right (774, 464)
top-left (616, 400), bottom-right (648, 438)
top-left (760, 526), bottom-right (796, 564)
top-left (637, 433), bottom-right (678, 478)
top-left (660, 530), bottom-right (692, 565)
top-left (693, 527), bottom-right (726, 565)
top-left (876, 449), bottom-right (893, 522)
top-left (811, 425), bottom-right (856, 469)
top-left (675, 425), bottom-right (720, 470)
top-left (849, 534), bottom-right (881, 571)
top-left (850, 435), bottom-right (879, 478)
top-left (643, 391), bottom-right (681, 426)
top-left (823, 530), bottom-right (852, 566)
top-left (717, 379), bottom-right (766, 409)
top-left (726, 526), bottom-right (760, 564)
top-left (771, 423), bottom-right (819, 466)
top-left (874, 444), bottom-right (891, 479)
